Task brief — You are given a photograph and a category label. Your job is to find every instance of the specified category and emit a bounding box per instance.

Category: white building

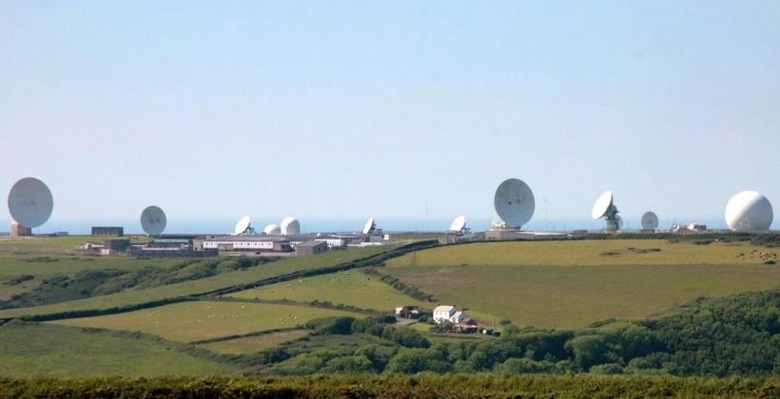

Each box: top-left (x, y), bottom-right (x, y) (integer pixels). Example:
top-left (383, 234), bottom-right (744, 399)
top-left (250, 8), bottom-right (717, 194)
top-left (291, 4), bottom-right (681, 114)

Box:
top-left (433, 305), bottom-right (466, 324)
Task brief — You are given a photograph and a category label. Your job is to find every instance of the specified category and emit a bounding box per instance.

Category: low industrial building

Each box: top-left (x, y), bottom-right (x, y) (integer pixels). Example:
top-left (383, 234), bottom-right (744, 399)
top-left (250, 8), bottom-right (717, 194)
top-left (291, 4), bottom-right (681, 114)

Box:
top-left (194, 236), bottom-right (293, 253)
top-left (295, 241), bottom-right (329, 256)
top-left (10, 222), bottom-right (31, 237)
top-left (92, 226), bottom-right (124, 236)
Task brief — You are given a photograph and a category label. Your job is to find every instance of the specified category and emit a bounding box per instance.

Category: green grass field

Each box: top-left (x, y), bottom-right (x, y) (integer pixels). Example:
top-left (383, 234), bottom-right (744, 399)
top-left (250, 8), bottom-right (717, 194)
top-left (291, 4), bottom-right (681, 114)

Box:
top-left (384, 240), bottom-right (780, 328)
top-left (0, 246), bottom-right (393, 319)
top-left (229, 269), bottom-right (428, 311)
top-left (199, 329), bottom-right (310, 355)
top-left (0, 321), bottom-right (236, 377)
top-left (386, 239), bottom-right (772, 267)
top-left (0, 235), bottom-right (152, 254)
top-left (51, 300), bottom-right (364, 342)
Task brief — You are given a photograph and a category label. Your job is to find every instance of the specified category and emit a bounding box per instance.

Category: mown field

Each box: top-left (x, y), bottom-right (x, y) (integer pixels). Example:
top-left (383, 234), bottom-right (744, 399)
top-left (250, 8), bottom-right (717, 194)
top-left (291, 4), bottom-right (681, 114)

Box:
top-left (0, 321), bottom-right (236, 377)
top-left (230, 269), bottom-right (428, 311)
top-left (199, 329), bottom-right (310, 355)
top-left (51, 300), bottom-right (365, 342)
top-left (385, 240), bottom-right (780, 328)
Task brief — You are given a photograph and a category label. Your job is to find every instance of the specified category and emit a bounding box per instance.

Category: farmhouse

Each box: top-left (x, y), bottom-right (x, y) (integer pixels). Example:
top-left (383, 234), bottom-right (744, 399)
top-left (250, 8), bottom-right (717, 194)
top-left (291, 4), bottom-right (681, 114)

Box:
top-left (433, 305), bottom-right (467, 324)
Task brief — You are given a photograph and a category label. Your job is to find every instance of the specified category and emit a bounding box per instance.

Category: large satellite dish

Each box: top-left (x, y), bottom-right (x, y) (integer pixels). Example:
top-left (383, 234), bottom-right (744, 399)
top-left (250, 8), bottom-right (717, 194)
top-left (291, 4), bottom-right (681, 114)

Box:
top-left (233, 216), bottom-right (253, 235)
top-left (592, 191), bottom-right (620, 231)
top-left (493, 178), bottom-right (535, 228)
top-left (8, 177), bottom-right (53, 229)
top-left (140, 205), bottom-right (167, 236)
top-left (641, 211), bottom-right (659, 230)
top-left (449, 215), bottom-right (467, 233)
top-left (362, 217), bottom-right (376, 235)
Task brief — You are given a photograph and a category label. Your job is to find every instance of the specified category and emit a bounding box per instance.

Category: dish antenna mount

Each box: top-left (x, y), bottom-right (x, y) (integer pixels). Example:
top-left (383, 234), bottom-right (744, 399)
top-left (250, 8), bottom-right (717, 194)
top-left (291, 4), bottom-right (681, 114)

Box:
top-left (362, 217), bottom-right (377, 236)
top-left (448, 215), bottom-right (468, 235)
top-left (592, 191), bottom-right (621, 232)
top-left (233, 216), bottom-right (255, 235)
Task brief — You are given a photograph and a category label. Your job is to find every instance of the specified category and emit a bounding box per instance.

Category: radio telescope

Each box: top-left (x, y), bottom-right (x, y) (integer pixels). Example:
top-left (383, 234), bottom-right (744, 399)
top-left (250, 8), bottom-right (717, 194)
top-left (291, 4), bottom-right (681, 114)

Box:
top-left (362, 217), bottom-right (376, 236)
top-left (233, 216), bottom-right (255, 235)
top-left (281, 216), bottom-right (300, 235)
top-left (263, 224), bottom-right (281, 235)
top-left (8, 177), bottom-right (53, 229)
top-left (448, 215), bottom-right (468, 235)
top-left (725, 191), bottom-right (773, 231)
top-left (140, 206), bottom-right (167, 236)
top-left (492, 178), bottom-right (535, 229)
top-left (640, 211), bottom-right (659, 231)
top-left (592, 191), bottom-right (620, 232)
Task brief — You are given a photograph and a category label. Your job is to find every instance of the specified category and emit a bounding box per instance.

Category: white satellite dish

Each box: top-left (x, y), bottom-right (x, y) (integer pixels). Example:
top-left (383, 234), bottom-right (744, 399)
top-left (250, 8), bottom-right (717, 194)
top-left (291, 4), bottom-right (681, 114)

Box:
top-left (641, 211), bottom-right (659, 230)
top-left (8, 177), bottom-right (53, 229)
top-left (591, 191), bottom-right (620, 231)
top-left (233, 216), bottom-right (253, 235)
top-left (263, 224), bottom-right (281, 235)
top-left (140, 205), bottom-right (167, 236)
top-left (449, 215), bottom-right (467, 233)
top-left (281, 216), bottom-right (300, 235)
top-left (493, 178), bottom-right (535, 228)
top-left (362, 217), bottom-right (376, 235)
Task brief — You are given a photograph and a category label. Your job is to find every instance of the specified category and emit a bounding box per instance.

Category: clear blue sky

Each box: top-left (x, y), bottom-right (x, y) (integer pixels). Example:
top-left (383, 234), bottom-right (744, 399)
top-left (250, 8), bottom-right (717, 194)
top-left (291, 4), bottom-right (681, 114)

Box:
top-left (2, 1), bottom-right (779, 232)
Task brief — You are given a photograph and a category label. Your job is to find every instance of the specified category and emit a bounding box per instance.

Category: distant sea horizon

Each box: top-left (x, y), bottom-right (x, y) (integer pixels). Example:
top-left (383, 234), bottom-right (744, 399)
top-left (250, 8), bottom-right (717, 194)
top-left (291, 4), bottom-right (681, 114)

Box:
top-left (0, 216), bottom-right (734, 236)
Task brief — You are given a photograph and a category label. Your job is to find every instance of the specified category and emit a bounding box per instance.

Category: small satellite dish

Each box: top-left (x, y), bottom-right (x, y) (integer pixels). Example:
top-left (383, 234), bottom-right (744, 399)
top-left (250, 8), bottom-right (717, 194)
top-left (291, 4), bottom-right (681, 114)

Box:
top-left (591, 191), bottom-right (620, 231)
top-left (233, 216), bottom-right (253, 235)
top-left (281, 216), bottom-right (300, 235)
top-left (641, 211), bottom-right (659, 230)
top-left (263, 224), bottom-right (281, 235)
top-left (362, 217), bottom-right (376, 236)
top-left (449, 215), bottom-right (467, 233)
top-left (140, 205), bottom-right (167, 236)
top-left (493, 178), bottom-right (535, 229)
top-left (8, 177), bottom-right (53, 229)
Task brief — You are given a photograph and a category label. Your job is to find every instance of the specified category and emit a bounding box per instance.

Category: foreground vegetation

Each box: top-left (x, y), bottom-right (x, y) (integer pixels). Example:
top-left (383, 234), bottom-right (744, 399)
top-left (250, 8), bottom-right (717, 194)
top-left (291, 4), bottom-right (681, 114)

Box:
top-left (3, 374), bottom-right (780, 398)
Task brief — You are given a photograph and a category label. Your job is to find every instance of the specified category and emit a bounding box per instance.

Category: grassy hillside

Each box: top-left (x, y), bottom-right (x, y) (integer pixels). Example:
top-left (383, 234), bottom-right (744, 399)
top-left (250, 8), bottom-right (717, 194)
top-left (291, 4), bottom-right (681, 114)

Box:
top-left (384, 240), bottom-right (780, 328)
top-left (0, 245), bottom-right (393, 319)
top-left (0, 321), bottom-right (236, 377)
top-left (385, 239), bottom-right (772, 267)
top-left (199, 329), bottom-right (310, 354)
top-left (50, 300), bottom-right (365, 342)
top-left (230, 269), bottom-right (429, 311)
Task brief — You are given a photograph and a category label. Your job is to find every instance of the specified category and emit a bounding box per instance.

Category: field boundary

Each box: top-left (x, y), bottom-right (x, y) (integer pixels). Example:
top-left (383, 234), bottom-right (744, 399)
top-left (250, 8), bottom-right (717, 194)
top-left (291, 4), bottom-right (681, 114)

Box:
top-left (12, 240), bottom-right (440, 323)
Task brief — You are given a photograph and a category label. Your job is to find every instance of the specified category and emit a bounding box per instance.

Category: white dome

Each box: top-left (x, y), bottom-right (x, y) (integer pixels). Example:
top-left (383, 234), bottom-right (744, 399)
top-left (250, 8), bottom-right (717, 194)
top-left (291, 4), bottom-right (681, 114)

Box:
top-left (280, 216), bottom-right (301, 235)
top-left (263, 224), bottom-right (281, 235)
top-left (725, 191), bottom-right (773, 231)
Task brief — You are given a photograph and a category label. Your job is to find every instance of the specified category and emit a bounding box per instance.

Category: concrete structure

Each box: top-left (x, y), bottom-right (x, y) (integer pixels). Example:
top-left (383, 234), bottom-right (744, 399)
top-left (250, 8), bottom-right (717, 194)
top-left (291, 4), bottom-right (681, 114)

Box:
top-left (295, 241), bottom-right (329, 256)
top-left (10, 221), bottom-right (32, 237)
top-left (92, 226), bottom-right (124, 236)
top-left (104, 239), bottom-right (131, 251)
